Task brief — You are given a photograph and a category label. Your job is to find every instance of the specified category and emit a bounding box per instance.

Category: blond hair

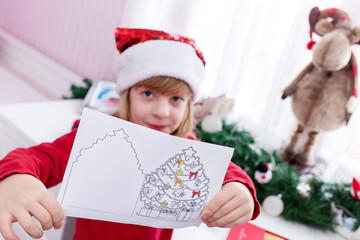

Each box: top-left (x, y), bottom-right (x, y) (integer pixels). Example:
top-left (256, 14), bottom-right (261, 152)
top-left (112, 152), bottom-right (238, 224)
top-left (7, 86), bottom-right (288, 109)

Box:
top-left (116, 76), bottom-right (193, 138)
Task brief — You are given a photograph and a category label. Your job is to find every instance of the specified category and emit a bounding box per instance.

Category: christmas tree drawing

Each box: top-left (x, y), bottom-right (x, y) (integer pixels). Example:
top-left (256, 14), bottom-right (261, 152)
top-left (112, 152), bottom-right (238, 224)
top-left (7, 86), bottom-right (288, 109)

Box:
top-left (134, 147), bottom-right (210, 221)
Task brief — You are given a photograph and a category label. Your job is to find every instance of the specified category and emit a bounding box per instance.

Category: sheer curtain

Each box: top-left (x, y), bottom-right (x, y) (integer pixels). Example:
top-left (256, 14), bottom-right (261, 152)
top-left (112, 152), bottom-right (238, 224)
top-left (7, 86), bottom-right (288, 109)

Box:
top-left (115, 0), bottom-right (359, 181)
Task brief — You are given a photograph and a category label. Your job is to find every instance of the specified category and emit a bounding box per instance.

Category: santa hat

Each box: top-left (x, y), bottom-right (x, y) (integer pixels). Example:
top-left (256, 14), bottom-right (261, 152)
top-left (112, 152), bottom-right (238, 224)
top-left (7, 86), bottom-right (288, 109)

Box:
top-left (114, 27), bottom-right (206, 101)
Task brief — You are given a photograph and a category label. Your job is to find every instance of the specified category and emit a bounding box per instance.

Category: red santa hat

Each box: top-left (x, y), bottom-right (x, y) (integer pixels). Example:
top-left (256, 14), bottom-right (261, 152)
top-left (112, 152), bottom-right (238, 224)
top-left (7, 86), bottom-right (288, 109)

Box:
top-left (114, 27), bottom-right (206, 101)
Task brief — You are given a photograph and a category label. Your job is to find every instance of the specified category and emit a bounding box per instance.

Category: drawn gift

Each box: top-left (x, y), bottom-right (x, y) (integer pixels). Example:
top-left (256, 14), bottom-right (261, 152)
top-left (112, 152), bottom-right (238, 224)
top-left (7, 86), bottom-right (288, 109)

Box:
top-left (176, 209), bottom-right (193, 221)
top-left (149, 209), bottom-right (161, 218)
top-left (138, 207), bottom-right (151, 216)
top-left (137, 205), bottom-right (158, 217)
top-left (159, 211), bottom-right (177, 219)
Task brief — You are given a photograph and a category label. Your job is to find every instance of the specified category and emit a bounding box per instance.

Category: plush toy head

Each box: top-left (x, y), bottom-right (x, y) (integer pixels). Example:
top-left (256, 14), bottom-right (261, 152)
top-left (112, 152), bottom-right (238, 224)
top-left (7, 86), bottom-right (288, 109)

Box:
top-left (308, 7), bottom-right (360, 71)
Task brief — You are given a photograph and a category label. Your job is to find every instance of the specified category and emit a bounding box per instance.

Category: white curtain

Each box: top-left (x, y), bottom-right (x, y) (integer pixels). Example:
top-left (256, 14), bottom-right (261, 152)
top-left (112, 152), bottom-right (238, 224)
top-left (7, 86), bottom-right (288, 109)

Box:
top-left (115, 0), bottom-right (360, 182)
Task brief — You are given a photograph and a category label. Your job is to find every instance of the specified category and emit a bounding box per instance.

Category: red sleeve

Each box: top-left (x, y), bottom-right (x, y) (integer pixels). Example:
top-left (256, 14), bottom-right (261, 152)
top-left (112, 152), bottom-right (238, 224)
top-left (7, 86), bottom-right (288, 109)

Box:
top-left (187, 132), bottom-right (260, 220)
top-left (0, 129), bottom-right (77, 188)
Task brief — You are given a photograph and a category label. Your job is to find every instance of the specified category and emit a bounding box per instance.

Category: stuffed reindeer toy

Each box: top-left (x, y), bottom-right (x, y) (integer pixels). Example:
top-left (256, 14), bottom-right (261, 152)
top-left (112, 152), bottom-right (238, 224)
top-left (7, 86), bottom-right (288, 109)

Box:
top-left (282, 7), bottom-right (360, 166)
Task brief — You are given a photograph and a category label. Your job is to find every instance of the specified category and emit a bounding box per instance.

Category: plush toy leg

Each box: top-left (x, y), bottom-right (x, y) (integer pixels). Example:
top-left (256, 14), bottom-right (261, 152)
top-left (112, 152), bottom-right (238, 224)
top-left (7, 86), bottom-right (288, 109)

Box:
top-left (296, 131), bottom-right (318, 166)
top-left (283, 124), bottom-right (304, 164)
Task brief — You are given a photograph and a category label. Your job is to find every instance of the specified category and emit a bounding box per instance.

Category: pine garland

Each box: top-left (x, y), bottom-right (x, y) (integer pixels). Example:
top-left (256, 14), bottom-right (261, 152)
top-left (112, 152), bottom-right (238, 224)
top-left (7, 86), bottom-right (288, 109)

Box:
top-left (63, 78), bottom-right (92, 99)
top-left (195, 122), bottom-right (360, 232)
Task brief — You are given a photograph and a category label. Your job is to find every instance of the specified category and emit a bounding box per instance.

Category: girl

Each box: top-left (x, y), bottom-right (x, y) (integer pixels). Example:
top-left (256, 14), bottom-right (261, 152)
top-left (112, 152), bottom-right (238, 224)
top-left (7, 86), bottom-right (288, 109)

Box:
top-left (0, 28), bottom-right (260, 240)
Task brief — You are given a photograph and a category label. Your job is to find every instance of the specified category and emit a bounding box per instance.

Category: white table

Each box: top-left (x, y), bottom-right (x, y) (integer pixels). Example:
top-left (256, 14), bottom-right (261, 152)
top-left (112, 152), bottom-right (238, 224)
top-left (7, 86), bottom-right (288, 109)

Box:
top-left (251, 209), bottom-right (346, 240)
top-left (0, 100), bottom-right (350, 240)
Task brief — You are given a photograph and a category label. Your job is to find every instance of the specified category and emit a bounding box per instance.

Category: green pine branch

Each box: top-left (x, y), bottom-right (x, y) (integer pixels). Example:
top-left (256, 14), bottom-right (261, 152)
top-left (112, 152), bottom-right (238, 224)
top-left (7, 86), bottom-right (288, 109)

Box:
top-left (62, 78), bottom-right (92, 99)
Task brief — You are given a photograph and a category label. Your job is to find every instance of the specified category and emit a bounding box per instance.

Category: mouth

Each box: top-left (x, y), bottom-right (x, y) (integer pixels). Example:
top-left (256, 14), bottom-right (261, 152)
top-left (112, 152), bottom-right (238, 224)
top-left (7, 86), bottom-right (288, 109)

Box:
top-left (147, 124), bottom-right (167, 131)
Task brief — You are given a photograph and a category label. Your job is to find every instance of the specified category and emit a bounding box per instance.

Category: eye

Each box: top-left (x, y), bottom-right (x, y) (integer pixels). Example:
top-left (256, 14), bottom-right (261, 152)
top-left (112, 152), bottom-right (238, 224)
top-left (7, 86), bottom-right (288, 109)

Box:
top-left (171, 96), bottom-right (183, 103)
top-left (142, 91), bottom-right (154, 98)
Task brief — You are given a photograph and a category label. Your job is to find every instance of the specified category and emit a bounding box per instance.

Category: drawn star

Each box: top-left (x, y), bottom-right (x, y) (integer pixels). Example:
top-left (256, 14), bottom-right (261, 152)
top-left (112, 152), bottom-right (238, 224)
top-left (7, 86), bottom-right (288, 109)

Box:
top-left (183, 147), bottom-right (196, 157)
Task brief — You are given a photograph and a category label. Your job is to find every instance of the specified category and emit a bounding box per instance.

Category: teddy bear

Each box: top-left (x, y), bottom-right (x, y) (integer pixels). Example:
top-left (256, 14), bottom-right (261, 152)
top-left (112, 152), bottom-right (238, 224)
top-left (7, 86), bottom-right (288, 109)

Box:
top-left (281, 7), bottom-right (360, 167)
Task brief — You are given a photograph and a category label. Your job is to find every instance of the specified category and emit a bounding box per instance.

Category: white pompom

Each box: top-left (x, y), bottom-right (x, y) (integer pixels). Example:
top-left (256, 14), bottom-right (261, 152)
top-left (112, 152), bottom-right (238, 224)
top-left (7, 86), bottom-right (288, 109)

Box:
top-left (346, 96), bottom-right (358, 113)
top-left (201, 115), bottom-right (223, 133)
top-left (262, 194), bottom-right (284, 217)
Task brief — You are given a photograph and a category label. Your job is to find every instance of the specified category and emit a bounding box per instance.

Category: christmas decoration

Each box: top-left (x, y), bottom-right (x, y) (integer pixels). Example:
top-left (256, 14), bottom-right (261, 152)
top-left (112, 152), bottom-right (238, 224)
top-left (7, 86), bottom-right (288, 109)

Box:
top-left (200, 115), bottom-right (222, 133)
top-left (296, 182), bottom-right (311, 197)
top-left (262, 194), bottom-right (284, 217)
top-left (194, 94), bottom-right (234, 133)
top-left (254, 163), bottom-right (272, 184)
top-left (351, 178), bottom-right (360, 200)
top-left (281, 7), bottom-right (360, 167)
top-left (63, 78), bottom-right (92, 99)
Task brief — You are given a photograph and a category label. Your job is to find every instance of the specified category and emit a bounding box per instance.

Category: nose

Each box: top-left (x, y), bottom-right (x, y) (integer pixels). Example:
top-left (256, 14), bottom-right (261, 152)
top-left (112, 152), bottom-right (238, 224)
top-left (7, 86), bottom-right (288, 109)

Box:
top-left (152, 98), bottom-right (170, 118)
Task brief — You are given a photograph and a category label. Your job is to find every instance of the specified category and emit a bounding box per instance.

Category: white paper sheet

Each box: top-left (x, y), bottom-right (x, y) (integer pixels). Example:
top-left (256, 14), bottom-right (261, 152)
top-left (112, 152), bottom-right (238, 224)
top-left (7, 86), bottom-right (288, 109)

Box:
top-left (57, 108), bottom-right (234, 229)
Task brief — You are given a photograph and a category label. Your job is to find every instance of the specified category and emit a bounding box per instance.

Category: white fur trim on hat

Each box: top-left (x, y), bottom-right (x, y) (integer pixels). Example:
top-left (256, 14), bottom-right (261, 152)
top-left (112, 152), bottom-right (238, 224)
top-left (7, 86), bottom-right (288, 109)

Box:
top-left (115, 40), bottom-right (205, 101)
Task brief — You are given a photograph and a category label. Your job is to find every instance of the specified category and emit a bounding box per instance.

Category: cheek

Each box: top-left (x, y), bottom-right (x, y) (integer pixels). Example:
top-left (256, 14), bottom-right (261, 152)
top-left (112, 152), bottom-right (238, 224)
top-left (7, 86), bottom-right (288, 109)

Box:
top-left (172, 105), bottom-right (188, 124)
top-left (129, 103), bottom-right (145, 125)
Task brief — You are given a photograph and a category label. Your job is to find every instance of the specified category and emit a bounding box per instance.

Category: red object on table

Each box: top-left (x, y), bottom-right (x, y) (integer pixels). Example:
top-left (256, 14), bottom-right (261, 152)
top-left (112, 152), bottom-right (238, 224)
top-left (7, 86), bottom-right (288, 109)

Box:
top-left (227, 223), bottom-right (288, 240)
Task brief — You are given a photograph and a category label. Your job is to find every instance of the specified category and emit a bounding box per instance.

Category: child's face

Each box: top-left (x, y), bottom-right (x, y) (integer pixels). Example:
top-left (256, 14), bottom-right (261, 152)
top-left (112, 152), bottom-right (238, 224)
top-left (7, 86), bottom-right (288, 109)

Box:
top-left (129, 86), bottom-right (191, 134)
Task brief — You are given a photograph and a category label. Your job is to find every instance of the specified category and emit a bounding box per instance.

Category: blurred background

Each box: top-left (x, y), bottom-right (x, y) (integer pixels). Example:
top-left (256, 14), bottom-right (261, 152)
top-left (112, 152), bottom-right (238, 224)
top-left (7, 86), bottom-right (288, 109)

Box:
top-left (0, 0), bottom-right (359, 183)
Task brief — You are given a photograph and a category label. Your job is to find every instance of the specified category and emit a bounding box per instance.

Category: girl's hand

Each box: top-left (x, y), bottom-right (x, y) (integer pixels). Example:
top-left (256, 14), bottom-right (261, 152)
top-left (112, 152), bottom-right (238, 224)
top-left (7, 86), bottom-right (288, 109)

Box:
top-left (0, 174), bottom-right (64, 240)
top-left (201, 182), bottom-right (254, 228)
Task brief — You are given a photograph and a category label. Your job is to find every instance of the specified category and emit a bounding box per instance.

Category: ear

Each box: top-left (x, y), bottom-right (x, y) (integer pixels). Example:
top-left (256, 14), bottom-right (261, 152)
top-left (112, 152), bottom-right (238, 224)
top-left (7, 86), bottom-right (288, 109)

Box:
top-left (309, 7), bottom-right (320, 28)
top-left (314, 19), bottom-right (334, 36)
top-left (351, 26), bottom-right (360, 44)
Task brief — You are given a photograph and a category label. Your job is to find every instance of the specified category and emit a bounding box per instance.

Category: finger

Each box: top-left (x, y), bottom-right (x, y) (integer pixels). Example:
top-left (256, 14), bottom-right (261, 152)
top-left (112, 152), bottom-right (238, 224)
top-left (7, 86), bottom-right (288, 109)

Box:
top-left (0, 216), bottom-right (20, 240)
top-left (14, 210), bottom-right (43, 239)
top-left (28, 202), bottom-right (53, 231)
top-left (206, 196), bottom-right (238, 222)
top-left (202, 187), bottom-right (234, 219)
top-left (39, 195), bottom-right (64, 229)
top-left (207, 207), bottom-right (250, 228)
